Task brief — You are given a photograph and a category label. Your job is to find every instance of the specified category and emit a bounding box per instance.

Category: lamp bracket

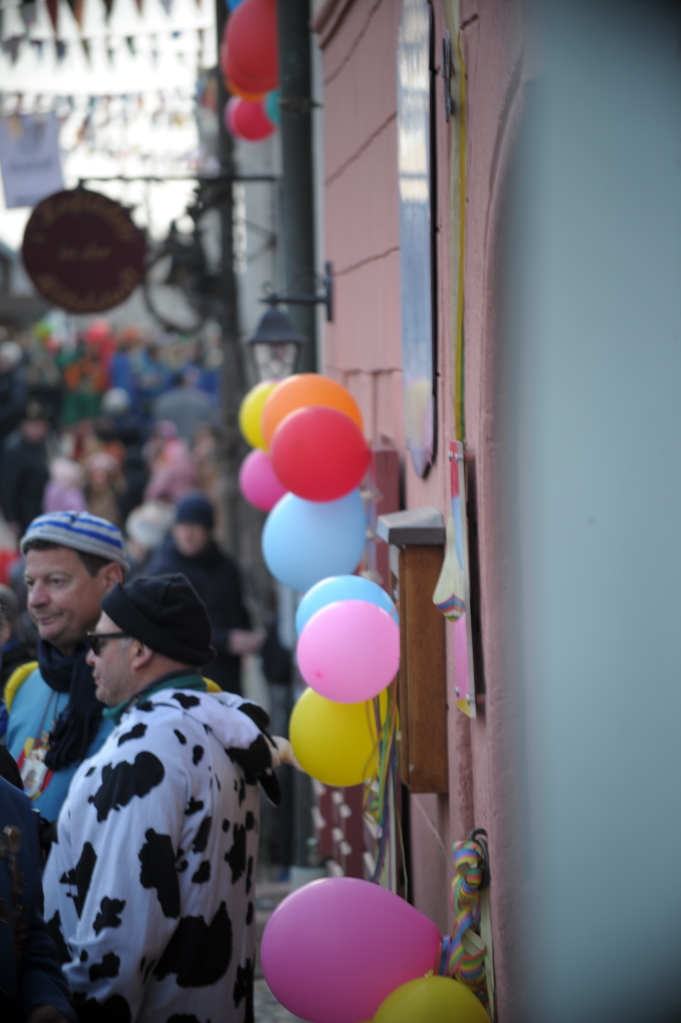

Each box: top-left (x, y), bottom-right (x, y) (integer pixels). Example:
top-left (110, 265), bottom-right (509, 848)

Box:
top-left (261, 261), bottom-right (334, 322)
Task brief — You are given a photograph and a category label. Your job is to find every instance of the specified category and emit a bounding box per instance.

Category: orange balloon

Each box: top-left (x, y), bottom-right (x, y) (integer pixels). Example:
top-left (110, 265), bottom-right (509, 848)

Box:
top-left (261, 374), bottom-right (364, 449)
top-left (226, 78), bottom-right (265, 102)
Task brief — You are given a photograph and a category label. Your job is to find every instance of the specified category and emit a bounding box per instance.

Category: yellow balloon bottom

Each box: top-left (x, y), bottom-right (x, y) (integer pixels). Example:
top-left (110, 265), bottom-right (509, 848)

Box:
top-left (290, 687), bottom-right (386, 787)
top-left (373, 977), bottom-right (489, 1023)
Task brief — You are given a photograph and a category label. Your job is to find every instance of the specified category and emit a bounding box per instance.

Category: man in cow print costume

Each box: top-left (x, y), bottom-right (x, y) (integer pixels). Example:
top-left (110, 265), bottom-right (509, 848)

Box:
top-left (43, 573), bottom-right (281, 1023)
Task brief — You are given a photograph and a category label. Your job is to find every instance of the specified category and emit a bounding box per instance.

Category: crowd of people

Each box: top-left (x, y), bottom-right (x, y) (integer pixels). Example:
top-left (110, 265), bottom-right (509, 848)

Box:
top-left (0, 320), bottom-right (294, 1022)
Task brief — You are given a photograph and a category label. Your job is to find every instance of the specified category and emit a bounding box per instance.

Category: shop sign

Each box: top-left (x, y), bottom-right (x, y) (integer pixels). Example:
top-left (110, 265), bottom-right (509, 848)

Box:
top-left (22, 188), bottom-right (146, 314)
top-left (0, 114), bottom-right (63, 209)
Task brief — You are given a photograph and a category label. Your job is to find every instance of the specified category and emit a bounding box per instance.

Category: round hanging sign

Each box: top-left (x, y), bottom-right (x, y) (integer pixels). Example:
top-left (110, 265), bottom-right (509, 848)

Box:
top-left (22, 189), bottom-right (146, 314)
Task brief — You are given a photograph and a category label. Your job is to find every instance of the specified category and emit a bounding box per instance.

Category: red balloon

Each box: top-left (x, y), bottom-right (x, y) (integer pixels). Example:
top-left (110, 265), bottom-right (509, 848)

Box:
top-left (271, 406), bottom-right (371, 502)
top-left (231, 98), bottom-right (276, 142)
top-left (225, 0), bottom-right (278, 96)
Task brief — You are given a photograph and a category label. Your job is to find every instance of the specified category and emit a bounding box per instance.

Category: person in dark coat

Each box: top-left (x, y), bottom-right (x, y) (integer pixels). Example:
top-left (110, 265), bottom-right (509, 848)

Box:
top-left (0, 402), bottom-right (50, 539)
top-left (0, 342), bottom-right (28, 446)
top-left (144, 493), bottom-right (263, 693)
top-left (0, 773), bottom-right (76, 1023)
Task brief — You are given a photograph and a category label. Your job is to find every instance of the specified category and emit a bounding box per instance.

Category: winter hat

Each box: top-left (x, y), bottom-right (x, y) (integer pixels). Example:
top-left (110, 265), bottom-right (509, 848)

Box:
top-left (175, 492), bottom-right (215, 531)
top-left (126, 501), bottom-right (174, 551)
top-left (50, 457), bottom-right (84, 489)
top-left (21, 511), bottom-right (130, 570)
top-left (101, 573), bottom-right (215, 667)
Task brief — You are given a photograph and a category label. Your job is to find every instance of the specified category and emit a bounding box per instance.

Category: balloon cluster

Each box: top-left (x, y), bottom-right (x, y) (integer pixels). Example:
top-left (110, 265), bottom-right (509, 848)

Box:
top-left (221, 0), bottom-right (280, 142)
top-left (238, 374), bottom-right (397, 783)
top-left (261, 877), bottom-right (490, 1023)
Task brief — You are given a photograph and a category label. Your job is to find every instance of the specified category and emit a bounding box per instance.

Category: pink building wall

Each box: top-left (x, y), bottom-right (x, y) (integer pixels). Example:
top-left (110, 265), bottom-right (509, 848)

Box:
top-left (314, 0), bottom-right (527, 1015)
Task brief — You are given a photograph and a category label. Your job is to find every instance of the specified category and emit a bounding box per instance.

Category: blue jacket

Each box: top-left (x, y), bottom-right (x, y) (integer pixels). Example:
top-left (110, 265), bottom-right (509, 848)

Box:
top-left (6, 667), bottom-right (112, 822)
top-left (0, 774), bottom-right (76, 1021)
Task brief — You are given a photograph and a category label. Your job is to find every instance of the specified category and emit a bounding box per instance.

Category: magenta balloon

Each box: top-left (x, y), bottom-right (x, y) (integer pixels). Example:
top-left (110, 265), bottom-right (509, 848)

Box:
top-left (238, 448), bottom-right (287, 511)
top-left (297, 600), bottom-right (399, 702)
top-left (261, 877), bottom-right (441, 1023)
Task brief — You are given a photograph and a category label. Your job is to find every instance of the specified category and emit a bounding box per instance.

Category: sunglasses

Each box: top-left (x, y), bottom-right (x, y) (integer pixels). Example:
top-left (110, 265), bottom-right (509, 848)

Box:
top-left (86, 631), bottom-right (129, 657)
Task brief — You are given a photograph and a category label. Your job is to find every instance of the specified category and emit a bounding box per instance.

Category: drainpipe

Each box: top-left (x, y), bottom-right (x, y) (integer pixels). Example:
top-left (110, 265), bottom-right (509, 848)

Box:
top-left (215, 0), bottom-right (246, 557)
top-left (277, 0), bottom-right (318, 374)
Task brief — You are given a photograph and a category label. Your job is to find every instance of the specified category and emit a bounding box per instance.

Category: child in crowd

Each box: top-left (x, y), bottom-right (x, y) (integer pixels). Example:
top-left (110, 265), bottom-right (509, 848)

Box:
top-left (43, 458), bottom-right (87, 514)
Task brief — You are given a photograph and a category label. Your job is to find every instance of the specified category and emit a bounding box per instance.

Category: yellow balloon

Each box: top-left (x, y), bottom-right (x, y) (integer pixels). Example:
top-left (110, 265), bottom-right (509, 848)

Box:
top-left (290, 688), bottom-right (384, 787)
top-left (373, 977), bottom-right (489, 1023)
top-left (238, 381), bottom-right (279, 449)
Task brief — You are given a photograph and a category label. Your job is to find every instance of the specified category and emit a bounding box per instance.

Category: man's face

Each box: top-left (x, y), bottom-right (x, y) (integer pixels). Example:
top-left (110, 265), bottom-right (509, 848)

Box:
top-left (21, 418), bottom-right (48, 443)
top-left (25, 547), bottom-right (118, 656)
top-left (173, 522), bottom-right (210, 557)
top-left (86, 612), bottom-right (135, 707)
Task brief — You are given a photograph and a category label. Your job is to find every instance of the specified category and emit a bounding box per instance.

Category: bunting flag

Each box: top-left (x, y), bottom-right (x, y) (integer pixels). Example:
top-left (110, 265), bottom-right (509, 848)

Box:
top-left (0, 0), bottom-right (217, 101)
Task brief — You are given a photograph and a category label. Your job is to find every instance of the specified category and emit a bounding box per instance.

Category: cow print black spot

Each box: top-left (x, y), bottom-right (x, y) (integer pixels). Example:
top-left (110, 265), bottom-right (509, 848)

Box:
top-left (239, 701), bottom-right (270, 731)
top-left (117, 723), bottom-right (147, 746)
top-left (154, 902), bottom-right (232, 987)
top-left (246, 901), bottom-right (253, 925)
top-left (72, 993), bottom-right (131, 1023)
top-left (93, 896), bottom-right (126, 935)
top-left (173, 692), bottom-right (200, 709)
top-left (246, 855), bottom-right (254, 894)
top-left (80, 950), bottom-right (88, 962)
top-left (60, 841), bottom-right (97, 917)
top-left (245, 811), bottom-right (255, 831)
top-left (85, 766), bottom-right (96, 777)
top-left (89, 752), bottom-right (164, 822)
top-left (89, 951), bottom-right (121, 982)
top-left (224, 823), bottom-right (246, 884)
top-left (222, 819), bottom-right (230, 833)
top-left (185, 796), bottom-right (204, 816)
top-left (233, 956), bottom-right (254, 1009)
top-left (192, 745), bottom-right (204, 765)
top-left (174, 729), bottom-right (187, 745)
top-left (192, 816), bottom-right (212, 855)
top-left (191, 861), bottom-right (211, 884)
top-left (139, 829), bottom-right (180, 918)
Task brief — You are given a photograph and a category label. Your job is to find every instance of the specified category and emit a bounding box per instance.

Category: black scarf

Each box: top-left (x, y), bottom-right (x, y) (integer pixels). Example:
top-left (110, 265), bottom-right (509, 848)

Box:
top-left (38, 640), bottom-right (104, 772)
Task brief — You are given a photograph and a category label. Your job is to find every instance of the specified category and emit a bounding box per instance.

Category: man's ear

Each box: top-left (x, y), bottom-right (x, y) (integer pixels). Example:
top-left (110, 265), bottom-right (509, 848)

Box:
top-left (130, 641), bottom-right (154, 671)
top-left (99, 561), bottom-right (125, 593)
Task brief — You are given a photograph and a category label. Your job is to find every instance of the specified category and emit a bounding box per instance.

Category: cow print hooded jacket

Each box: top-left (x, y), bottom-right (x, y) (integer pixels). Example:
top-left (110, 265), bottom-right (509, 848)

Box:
top-left (43, 685), bottom-right (279, 1023)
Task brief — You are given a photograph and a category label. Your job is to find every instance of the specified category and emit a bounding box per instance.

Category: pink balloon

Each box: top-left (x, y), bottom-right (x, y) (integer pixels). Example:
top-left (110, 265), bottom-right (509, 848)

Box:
top-left (297, 599), bottom-right (399, 702)
top-left (261, 877), bottom-right (441, 1023)
top-left (238, 449), bottom-right (287, 511)
top-left (224, 96), bottom-right (241, 136)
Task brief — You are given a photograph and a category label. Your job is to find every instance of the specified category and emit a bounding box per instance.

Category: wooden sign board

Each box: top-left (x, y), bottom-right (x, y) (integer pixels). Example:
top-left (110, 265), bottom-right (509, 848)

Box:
top-left (22, 188), bottom-right (146, 314)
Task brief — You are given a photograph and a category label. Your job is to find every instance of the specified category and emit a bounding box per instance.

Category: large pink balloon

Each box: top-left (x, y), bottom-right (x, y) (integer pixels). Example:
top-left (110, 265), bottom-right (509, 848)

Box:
top-left (261, 877), bottom-right (441, 1023)
top-left (238, 449), bottom-right (286, 511)
top-left (297, 600), bottom-right (399, 702)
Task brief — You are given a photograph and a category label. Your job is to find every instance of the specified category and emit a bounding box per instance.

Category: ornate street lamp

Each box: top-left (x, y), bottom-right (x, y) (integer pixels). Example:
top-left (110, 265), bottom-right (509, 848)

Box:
top-left (244, 306), bottom-right (307, 382)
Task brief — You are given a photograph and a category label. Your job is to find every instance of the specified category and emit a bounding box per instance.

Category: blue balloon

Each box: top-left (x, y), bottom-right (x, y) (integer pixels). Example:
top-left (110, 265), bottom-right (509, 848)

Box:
top-left (265, 89), bottom-right (280, 127)
top-left (296, 575), bottom-right (397, 636)
top-left (226, 0), bottom-right (245, 9)
top-left (263, 490), bottom-right (367, 593)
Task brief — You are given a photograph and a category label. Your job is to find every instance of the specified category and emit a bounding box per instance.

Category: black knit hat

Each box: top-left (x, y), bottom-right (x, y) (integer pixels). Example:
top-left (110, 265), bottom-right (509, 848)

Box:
top-left (101, 574), bottom-right (215, 667)
top-left (176, 492), bottom-right (214, 530)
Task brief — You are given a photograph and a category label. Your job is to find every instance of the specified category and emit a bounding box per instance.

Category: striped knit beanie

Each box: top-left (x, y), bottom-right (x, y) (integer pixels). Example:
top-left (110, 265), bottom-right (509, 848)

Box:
top-left (21, 511), bottom-right (130, 571)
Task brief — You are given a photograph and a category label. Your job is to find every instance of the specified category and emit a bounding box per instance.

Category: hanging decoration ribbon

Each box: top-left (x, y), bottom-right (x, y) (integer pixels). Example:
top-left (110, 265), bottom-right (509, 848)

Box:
top-left (438, 830), bottom-right (491, 1013)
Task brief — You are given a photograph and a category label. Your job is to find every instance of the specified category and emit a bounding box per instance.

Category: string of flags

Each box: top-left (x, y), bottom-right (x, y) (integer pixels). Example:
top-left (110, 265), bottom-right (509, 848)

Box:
top-left (0, 0), bottom-right (216, 101)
